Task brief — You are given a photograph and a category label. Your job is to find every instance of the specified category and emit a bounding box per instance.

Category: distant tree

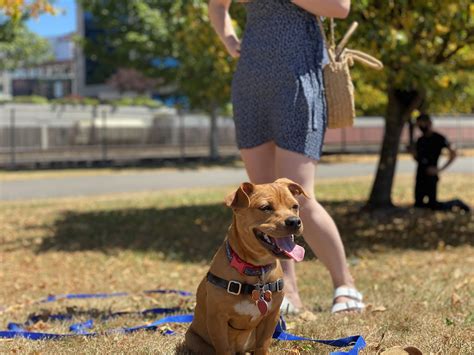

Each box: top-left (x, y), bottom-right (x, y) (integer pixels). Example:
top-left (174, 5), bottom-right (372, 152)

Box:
top-left (0, 1), bottom-right (53, 93)
top-left (77, 0), bottom-right (172, 84)
top-left (79, 0), bottom-right (245, 160)
top-left (106, 68), bottom-right (161, 95)
top-left (0, 0), bottom-right (54, 22)
top-left (169, 1), bottom-right (245, 159)
top-left (0, 23), bottom-right (52, 70)
top-left (0, 0), bottom-right (55, 42)
top-left (340, 1), bottom-right (474, 209)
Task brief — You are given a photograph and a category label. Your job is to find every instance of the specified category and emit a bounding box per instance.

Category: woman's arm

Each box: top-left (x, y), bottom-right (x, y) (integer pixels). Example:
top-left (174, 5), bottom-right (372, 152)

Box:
top-left (291, 0), bottom-right (351, 19)
top-left (208, 0), bottom-right (241, 58)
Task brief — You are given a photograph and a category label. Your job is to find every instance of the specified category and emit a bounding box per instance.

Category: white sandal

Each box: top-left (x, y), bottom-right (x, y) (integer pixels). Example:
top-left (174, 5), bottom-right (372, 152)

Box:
top-left (280, 296), bottom-right (301, 315)
top-left (331, 286), bottom-right (365, 313)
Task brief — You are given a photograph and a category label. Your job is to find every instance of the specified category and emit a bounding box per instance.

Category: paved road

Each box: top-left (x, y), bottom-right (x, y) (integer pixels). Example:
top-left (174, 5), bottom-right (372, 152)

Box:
top-left (1, 157), bottom-right (472, 201)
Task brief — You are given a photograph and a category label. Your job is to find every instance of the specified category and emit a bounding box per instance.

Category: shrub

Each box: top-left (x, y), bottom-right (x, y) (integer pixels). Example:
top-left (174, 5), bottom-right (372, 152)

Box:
top-left (107, 96), bottom-right (162, 108)
top-left (12, 95), bottom-right (49, 104)
top-left (51, 95), bottom-right (99, 106)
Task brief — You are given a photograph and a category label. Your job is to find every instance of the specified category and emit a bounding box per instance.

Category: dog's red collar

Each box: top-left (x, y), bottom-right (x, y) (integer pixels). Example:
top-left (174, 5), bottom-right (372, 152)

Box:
top-left (225, 240), bottom-right (275, 276)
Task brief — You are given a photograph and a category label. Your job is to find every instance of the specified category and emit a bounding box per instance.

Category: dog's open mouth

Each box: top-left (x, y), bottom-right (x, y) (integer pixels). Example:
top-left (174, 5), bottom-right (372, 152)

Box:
top-left (254, 229), bottom-right (305, 262)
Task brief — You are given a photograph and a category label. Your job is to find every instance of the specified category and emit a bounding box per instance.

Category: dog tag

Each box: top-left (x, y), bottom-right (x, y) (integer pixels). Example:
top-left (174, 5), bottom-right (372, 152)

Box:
top-left (264, 290), bottom-right (272, 302)
top-left (251, 290), bottom-right (260, 301)
top-left (257, 298), bottom-right (268, 315)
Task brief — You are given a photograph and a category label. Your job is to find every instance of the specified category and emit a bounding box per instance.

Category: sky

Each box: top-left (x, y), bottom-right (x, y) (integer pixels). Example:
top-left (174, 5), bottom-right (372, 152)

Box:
top-left (26, 0), bottom-right (77, 38)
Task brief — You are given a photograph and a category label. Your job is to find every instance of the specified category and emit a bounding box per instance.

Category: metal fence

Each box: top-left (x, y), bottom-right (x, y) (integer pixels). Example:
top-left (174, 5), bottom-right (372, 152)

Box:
top-left (0, 104), bottom-right (238, 168)
top-left (0, 104), bottom-right (473, 168)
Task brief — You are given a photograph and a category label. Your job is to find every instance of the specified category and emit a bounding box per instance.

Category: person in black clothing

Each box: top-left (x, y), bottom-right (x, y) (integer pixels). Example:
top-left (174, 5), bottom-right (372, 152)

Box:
top-left (411, 114), bottom-right (470, 212)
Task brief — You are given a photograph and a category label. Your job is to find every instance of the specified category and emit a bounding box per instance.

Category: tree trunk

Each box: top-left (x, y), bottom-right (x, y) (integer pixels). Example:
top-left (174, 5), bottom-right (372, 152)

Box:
top-left (209, 104), bottom-right (219, 160)
top-left (367, 88), bottom-right (422, 209)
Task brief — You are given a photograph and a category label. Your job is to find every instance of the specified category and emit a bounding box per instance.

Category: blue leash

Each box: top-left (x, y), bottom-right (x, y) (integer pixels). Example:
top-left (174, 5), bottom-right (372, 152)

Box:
top-left (40, 289), bottom-right (192, 303)
top-left (274, 316), bottom-right (366, 355)
top-left (0, 290), bottom-right (365, 355)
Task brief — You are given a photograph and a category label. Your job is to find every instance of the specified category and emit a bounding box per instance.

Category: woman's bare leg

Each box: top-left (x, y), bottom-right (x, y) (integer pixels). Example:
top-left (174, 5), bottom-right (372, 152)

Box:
top-left (240, 142), bottom-right (356, 309)
top-left (239, 141), bottom-right (276, 184)
top-left (275, 147), bottom-right (355, 308)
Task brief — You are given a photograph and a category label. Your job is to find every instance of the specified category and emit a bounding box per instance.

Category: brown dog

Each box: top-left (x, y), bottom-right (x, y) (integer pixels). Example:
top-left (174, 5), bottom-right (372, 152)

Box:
top-left (185, 178), bottom-right (308, 355)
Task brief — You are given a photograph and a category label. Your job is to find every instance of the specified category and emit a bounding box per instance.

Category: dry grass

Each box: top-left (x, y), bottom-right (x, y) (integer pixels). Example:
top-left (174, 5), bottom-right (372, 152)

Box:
top-left (0, 174), bottom-right (473, 354)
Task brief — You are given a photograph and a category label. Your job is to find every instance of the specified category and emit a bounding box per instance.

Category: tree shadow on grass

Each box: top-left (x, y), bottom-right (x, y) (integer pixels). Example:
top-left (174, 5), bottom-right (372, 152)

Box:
top-left (37, 200), bottom-right (473, 262)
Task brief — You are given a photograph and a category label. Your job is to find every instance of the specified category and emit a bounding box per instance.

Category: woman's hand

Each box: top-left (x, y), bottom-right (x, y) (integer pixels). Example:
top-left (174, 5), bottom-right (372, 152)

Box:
top-left (224, 36), bottom-right (241, 58)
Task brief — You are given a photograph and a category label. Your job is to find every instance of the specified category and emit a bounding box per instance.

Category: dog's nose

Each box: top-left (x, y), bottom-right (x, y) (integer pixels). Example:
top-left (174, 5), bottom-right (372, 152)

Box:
top-left (285, 216), bottom-right (301, 229)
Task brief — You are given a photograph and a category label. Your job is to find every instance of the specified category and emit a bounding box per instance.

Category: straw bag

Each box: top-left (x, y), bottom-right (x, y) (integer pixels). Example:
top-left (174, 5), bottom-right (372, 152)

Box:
top-left (316, 17), bottom-right (383, 129)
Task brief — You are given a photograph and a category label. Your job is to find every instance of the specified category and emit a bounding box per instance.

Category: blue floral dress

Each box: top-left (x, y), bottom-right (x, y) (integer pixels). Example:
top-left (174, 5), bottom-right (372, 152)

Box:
top-left (232, 0), bottom-right (327, 160)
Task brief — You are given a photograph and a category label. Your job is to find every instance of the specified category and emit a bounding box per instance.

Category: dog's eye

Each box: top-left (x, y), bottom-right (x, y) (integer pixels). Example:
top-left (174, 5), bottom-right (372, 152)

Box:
top-left (292, 204), bottom-right (299, 210)
top-left (259, 205), bottom-right (273, 212)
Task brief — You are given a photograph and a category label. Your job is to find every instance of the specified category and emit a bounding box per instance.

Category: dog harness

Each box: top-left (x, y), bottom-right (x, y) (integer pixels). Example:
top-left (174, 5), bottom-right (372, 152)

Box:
top-left (208, 242), bottom-right (285, 315)
top-left (206, 272), bottom-right (284, 296)
top-left (225, 240), bottom-right (275, 276)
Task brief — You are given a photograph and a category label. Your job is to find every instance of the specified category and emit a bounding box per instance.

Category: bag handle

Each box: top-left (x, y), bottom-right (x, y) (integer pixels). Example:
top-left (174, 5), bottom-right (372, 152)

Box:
top-left (335, 21), bottom-right (358, 59)
top-left (316, 16), bottom-right (331, 50)
top-left (316, 17), bottom-right (337, 63)
top-left (316, 16), bottom-right (383, 70)
top-left (316, 17), bottom-right (358, 56)
top-left (345, 49), bottom-right (384, 70)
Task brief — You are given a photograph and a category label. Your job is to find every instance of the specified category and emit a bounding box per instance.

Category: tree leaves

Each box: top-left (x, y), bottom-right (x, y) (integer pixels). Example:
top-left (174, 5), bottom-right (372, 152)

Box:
top-left (0, 23), bottom-right (52, 71)
top-left (168, 1), bottom-right (243, 112)
top-left (79, 0), bottom-right (173, 83)
top-left (0, 0), bottom-right (54, 22)
top-left (347, 0), bottom-right (474, 112)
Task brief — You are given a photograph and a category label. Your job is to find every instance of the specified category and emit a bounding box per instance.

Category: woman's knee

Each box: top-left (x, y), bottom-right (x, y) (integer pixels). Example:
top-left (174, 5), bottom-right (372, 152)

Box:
top-left (298, 195), bottom-right (320, 217)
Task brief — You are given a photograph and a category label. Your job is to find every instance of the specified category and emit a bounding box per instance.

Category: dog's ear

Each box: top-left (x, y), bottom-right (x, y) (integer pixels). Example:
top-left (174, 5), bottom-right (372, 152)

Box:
top-left (275, 178), bottom-right (310, 198)
top-left (224, 182), bottom-right (254, 208)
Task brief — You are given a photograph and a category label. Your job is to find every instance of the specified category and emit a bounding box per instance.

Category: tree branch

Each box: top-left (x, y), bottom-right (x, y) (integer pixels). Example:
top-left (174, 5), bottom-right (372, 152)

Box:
top-left (436, 45), bottom-right (464, 64)
top-left (433, 32), bottom-right (452, 64)
top-left (433, 28), bottom-right (474, 64)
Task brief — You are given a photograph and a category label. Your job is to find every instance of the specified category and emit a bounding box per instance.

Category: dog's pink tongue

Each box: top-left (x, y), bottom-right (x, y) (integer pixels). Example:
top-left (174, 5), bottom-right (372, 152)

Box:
top-left (274, 236), bottom-right (305, 262)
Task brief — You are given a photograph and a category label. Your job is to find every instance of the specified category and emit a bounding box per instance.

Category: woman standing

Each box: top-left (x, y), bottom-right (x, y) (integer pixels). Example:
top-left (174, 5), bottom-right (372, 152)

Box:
top-left (209, 0), bottom-right (364, 313)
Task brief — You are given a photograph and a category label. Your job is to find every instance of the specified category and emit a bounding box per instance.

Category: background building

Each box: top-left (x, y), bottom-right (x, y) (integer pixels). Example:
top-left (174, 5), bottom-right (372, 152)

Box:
top-left (10, 33), bottom-right (77, 99)
top-left (75, 4), bottom-right (116, 99)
